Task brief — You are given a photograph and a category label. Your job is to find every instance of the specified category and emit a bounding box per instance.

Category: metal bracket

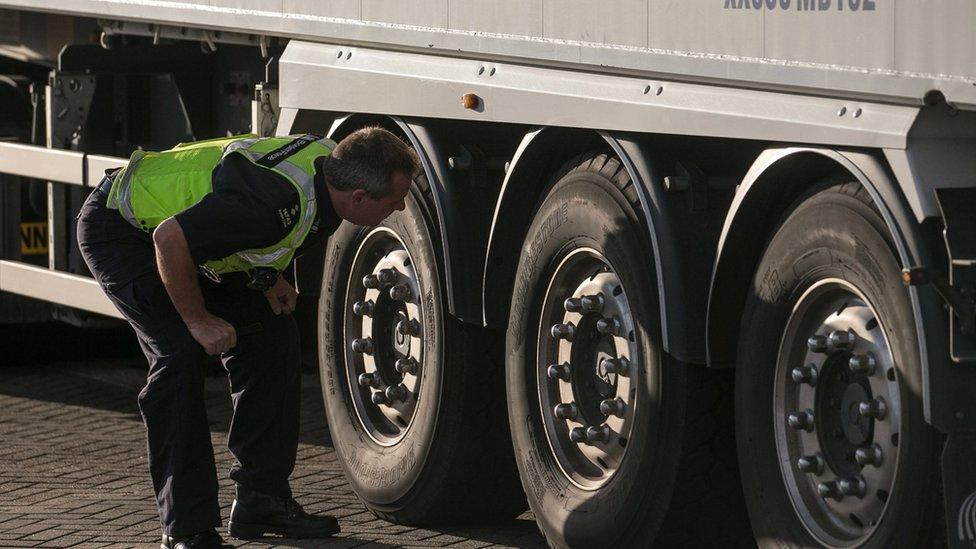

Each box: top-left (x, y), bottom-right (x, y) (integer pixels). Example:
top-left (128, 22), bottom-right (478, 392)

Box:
top-left (663, 161), bottom-right (708, 211)
top-left (47, 72), bottom-right (95, 150)
top-left (902, 267), bottom-right (975, 338)
top-left (253, 83), bottom-right (279, 137)
top-left (932, 188), bottom-right (976, 362)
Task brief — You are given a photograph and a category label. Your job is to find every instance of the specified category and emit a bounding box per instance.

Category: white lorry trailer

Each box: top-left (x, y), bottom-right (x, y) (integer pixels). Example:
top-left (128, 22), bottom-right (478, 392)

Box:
top-left (0, 2), bottom-right (974, 547)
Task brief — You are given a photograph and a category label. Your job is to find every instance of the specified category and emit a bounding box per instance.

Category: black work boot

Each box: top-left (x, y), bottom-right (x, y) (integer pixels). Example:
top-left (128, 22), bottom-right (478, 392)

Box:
top-left (160, 529), bottom-right (232, 549)
top-left (227, 484), bottom-right (340, 539)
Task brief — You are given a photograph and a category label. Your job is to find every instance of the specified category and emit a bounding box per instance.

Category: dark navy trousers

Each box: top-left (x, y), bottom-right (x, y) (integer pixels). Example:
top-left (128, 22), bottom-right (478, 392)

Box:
top-left (76, 186), bottom-right (301, 537)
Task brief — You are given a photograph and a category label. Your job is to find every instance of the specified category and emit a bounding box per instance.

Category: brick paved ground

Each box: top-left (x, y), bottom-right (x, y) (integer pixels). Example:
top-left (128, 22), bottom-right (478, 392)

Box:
top-left (0, 324), bottom-right (545, 548)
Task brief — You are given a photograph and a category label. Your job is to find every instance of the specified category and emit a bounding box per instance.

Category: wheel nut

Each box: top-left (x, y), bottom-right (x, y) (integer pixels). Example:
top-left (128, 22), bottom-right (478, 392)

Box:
top-left (787, 409), bottom-right (815, 431)
top-left (600, 397), bottom-right (626, 418)
top-left (569, 426), bottom-right (587, 443)
top-left (395, 357), bottom-right (418, 375)
top-left (385, 383), bottom-right (408, 402)
top-left (353, 300), bottom-right (375, 317)
top-left (596, 317), bottom-right (621, 336)
top-left (377, 268), bottom-right (399, 286)
top-left (389, 284), bottom-right (413, 302)
top-left (849, 353), bottom-right (877, 376)
top-left (791, 364), bottom-right (819, 386)
top-left (828, 329), bottom-right (857, 352)
top-left (551, 322), bottom-right (575, 341)
top-left (563, 297), bottom-right (582, 313)
top-left (554, 402), bottom-right (579, 420)
top-left (371, 391), bottom-right (388, 405)
top-left (586, 424), bottom-right (611, 444)
top-left (858, 397), bottom-right (887, 420)
top-left (358, 372), bottom-right (379, 388)
top-left (547, 362), bottom-right (571, 381)
top-left (854, 443), bottom-right (884, 467)
top-left (807, 334), bottom-right (828, 353)
top-left (362, 274), bottom-right (380, 289)
top-left (818, 480), bottom-right (842, 500)
top-left (839, 476), bottom-right (866, 498)
top-left (601, 357), bottom-right (630, 377)
top-left (797, 453), bottom-right (825, 475)
top-left (397, 319), bottom-right (420, 337)
top-left (352, 337), bottom-right (373, 355)
top-left (580, 294), bottom-right (605, 314)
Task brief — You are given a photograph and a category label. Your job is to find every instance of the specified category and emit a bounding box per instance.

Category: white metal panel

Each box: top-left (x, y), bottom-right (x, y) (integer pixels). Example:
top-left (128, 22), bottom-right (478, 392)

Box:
top-left (449, 0), bottom-right (542, 37)
top-left (2, 0), bottom-right (975, 110)
top-left (543, 0), bottom-right (647, 48)
top-left (86, 154), bottom-right (127, 187)
top-left (895, 0), bottom-right (976, 78)
top-left (281, 41), bottom-right (918, 149)
top-left (209, 0), bottom-right (281, 12)
top-left (0, 142), bottom-right (84, 185)
top-left (764, 1), bottom-right (895, 69)
top-left (0, 260), bottom-right (123, 319)
top-left (283, 0), bottom-right (360, 20)
top-left (649, 0), bottom-right (762, 57)
top-left (362, 0), bottom-right (448, 28)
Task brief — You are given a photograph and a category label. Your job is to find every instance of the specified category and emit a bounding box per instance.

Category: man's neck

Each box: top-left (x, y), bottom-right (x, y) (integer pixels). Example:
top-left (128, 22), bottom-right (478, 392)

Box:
top-left (324, 181), bottom-right (347, 220)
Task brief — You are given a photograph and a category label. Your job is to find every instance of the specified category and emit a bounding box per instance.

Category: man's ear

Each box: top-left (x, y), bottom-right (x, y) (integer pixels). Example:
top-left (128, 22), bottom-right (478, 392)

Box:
top-left (351, 189), bottom-right (368, 204)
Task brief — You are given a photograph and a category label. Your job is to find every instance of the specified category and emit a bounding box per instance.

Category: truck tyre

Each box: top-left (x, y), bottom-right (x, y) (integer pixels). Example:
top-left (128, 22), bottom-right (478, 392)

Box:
top-left (506, 153), bottom-right (752, 547)
top-left (318, 184), bottom-right (525, 525)
top-left (735, 182), bottom-right (944, 548)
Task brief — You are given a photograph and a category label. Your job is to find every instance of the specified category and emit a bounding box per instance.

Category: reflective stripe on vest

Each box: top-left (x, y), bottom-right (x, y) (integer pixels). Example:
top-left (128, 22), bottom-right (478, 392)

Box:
top-left (220, 135), bottom-right (336, 267)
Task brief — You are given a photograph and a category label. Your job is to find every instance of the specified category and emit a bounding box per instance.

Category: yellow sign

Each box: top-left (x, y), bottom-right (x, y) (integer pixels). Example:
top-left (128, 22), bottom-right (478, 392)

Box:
top-left (20, 222), bottom-right (48, 255)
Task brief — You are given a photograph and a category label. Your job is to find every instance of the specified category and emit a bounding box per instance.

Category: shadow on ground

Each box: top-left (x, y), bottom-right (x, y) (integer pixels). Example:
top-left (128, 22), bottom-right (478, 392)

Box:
top-left (0, 322), bottom-right (545, 548)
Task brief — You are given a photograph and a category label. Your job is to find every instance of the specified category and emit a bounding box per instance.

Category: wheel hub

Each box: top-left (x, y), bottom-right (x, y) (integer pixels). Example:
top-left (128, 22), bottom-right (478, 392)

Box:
top-left (345, 229), bottom-right (425, 446)
top-left (839, 382), bottom-right (871, 445)
top-left (775, 279), bottom-right (901, 545)
top-left (538, 249), bottom-right (637, 490)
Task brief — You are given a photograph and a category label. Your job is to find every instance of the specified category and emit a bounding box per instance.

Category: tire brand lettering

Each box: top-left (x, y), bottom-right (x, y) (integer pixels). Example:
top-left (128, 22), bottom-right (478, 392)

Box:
top-left (424, 290), bottom-right (436, 345)
top-left (325, 245), bottom-right (342, 293)
top-left (758, 267), bottom-right (784, 302)
top-left (347, 447), bottom-right (418, 488)
top-left (523, 415), bottom-right (563, 503)
top-left (511, 202), bottom-right (569, 346)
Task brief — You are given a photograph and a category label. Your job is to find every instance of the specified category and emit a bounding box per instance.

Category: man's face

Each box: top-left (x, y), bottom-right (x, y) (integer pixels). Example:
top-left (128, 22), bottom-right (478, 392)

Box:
top-left (345, 171), bottom-right (411, 227)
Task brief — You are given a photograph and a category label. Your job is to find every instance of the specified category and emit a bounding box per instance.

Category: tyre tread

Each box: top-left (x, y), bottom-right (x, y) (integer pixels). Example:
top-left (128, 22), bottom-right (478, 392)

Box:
top-left (514, 150), bottom-right (752, 547)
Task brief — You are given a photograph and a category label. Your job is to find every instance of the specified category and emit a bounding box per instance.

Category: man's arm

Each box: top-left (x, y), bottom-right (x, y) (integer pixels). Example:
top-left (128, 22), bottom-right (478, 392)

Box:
top-left (153, 217), bottom-right (237, 355)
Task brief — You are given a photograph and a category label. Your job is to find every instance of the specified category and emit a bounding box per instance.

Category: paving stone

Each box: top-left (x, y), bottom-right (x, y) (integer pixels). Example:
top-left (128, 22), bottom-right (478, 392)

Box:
top-left (39, 534), bottom-right (96, 547)
top-left (0, 359), bottom-right (546, 548)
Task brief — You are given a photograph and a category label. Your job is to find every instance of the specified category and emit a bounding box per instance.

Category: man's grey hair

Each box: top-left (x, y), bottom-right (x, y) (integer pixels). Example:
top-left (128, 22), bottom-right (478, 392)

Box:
top-left (319, 126), bottom-right (421, 198)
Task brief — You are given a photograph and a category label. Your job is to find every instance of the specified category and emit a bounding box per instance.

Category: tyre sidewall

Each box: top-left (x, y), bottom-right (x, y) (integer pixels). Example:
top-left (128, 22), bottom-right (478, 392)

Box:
top-left (735, 190), bottom-right (931, 548)
top-left (507, 171), bottom-right (681, 547)
top-left (318, 191), bottom-right (445, 506)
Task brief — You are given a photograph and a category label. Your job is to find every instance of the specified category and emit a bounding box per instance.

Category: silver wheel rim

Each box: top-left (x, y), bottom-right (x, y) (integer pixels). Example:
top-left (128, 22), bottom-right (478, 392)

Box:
top-left (774, 278), bottom-right (901, 546)
top-left (537, 248), bottom-right (638, 490)
top-left (344, 227), bottom-right (426, 446)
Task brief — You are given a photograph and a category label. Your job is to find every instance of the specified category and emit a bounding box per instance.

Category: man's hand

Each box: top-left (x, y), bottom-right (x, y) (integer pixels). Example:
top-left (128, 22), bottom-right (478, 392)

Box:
top-left (265, 275), bottom-right (298, 315)
top-left (154, 218), bottom-right (236, 354)
top-left (186, 313), bottom-right (238, 355)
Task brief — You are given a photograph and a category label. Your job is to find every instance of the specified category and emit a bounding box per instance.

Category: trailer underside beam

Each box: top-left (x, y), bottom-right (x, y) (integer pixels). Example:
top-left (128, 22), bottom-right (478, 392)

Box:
top-left (0, 260), bottom-right (122, 319)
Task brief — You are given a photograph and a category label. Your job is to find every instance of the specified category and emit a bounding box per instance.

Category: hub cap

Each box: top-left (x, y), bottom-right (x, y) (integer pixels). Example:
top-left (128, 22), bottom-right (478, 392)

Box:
top-left (537, 248), bottom-right (637, 490)
top-left (775, 279), bottom-right (901, 546)
top-left (345, 228), bottom-right (425, 446)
